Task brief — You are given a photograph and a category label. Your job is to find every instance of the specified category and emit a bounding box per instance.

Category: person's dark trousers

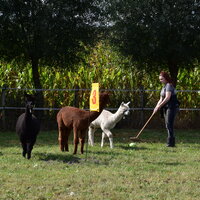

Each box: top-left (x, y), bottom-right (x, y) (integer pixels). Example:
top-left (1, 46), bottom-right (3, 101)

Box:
top-left (164, 108), bottom-right (177, 147)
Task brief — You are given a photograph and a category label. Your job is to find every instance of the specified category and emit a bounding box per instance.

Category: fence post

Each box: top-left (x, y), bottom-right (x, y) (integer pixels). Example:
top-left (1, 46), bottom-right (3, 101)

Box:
top-left (74, 86), bottom-right (79, 107)
top-left (1, 85), bottom-right (7, 130)
top-left (140, 86), bottom-right (144, 126)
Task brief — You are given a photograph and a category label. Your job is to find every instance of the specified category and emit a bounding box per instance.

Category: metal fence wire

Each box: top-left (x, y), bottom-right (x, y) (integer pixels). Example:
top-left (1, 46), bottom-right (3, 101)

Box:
top-left (0, 87), bottom-right (200, 130)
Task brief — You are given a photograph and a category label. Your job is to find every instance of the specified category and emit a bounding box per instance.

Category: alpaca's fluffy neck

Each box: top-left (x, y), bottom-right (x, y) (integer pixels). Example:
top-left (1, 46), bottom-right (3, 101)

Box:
top-left (88, 111), bottom-right (101, 123)
top-left (111, 106), bottom-right (125, 124)
top-left (87, 101), bottom-right (108, 123)
top-left (25, 105), bottom-right (32, 121)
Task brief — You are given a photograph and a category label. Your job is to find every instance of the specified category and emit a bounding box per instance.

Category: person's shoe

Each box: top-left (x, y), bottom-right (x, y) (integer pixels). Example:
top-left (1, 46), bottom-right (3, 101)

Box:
top-left (167, 137), bottom-right (175, 147)
top-left (166, 144), bottom-right (175, 147)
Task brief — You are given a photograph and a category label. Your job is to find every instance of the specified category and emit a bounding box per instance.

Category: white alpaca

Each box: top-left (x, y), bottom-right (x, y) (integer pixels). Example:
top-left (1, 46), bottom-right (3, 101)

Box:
top-left (88, 102), bottom-right (130, 148)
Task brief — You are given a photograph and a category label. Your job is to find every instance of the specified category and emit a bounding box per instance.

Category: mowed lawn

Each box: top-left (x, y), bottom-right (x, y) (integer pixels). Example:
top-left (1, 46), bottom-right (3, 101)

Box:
top-left (0, 129), bottom-right (200, 200)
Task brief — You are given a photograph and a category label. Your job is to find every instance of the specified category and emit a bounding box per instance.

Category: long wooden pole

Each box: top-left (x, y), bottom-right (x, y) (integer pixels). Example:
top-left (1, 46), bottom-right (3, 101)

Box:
top-left (134, 112), bottom-right (155, 138)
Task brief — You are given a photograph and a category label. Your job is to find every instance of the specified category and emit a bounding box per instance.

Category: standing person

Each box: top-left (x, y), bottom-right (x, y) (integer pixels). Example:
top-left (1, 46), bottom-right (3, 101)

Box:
top-left (153, 71), bottom-right (180, 147)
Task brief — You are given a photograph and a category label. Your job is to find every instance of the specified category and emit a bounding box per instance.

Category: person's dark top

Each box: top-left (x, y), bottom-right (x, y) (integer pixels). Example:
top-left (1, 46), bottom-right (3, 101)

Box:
top-left (161, 83), bottom-right (176, 97)
top-left (160, 83), bottom-right (179, 108)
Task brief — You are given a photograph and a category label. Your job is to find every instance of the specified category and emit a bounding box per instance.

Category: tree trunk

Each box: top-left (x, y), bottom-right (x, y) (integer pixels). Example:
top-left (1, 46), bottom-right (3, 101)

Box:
top-left (32, 58), bottom-right (41, 88)
top-left (31, 58), bottom-right (44, 118)
top-left (168, 62), bottom-right (179, 87)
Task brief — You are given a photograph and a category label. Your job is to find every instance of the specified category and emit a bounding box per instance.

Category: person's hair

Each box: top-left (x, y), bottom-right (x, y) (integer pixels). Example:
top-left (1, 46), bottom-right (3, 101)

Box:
top-left (160, 71), bottom-right (174, 85)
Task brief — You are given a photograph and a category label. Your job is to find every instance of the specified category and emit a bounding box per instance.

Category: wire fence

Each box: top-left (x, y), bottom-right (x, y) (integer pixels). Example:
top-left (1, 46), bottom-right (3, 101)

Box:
top-left (1, 87), bottom-right (200, 110)
top-left (0, 87), bottom-right (200, 130)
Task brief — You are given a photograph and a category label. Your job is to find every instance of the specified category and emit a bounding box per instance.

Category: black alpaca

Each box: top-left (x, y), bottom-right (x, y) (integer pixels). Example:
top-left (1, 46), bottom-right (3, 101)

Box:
top-left (16, 93), bottom-right (40, 159)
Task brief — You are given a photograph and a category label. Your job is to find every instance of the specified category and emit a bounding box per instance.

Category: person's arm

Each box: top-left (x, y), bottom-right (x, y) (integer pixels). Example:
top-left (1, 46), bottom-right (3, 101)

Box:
top-left (153, 91), bottom-right (171, 114)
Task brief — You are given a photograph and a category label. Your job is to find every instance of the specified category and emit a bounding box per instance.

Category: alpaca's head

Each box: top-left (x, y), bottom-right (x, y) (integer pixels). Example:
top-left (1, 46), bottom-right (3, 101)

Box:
top-left (99, 92), bottom-right (110, 108)
top-left (120, 101), bottom-right (130, 116)
top-left (24, 92), bottom-right (36, 113)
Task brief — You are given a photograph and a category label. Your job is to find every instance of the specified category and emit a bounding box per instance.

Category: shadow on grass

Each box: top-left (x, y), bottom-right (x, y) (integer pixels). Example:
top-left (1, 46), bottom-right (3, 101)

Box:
top-left (119, 145), bottom-right (149, 151)
top-left (164, 162), bottom-right (184, 166)
top-left (86, 150), bottom-right (123, 156)
top-left (147, 161), bottom-right (184, 166)
top-left (36, 152), bottom-right (81, 164)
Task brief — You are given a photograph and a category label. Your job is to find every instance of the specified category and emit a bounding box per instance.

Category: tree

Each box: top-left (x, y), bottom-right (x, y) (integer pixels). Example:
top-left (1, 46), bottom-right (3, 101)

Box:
top-left (110, 0), bottom-right (200, 86)
top-left (0, 0), bottom-right (103, 106)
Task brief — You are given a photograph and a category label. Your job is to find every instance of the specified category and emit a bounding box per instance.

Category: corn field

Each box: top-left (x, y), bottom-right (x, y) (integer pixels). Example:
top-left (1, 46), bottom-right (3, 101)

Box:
top-left (0, 42), bottom-right (199, 130)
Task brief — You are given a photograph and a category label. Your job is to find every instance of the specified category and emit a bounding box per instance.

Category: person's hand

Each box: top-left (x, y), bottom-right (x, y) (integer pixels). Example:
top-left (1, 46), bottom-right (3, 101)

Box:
top-left (153, 106), bottom-right (160, 114)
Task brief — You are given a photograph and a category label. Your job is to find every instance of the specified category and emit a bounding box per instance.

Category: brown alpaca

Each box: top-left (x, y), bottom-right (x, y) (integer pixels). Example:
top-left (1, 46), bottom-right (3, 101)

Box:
top-left (56, 92), bottom-right (110, 154)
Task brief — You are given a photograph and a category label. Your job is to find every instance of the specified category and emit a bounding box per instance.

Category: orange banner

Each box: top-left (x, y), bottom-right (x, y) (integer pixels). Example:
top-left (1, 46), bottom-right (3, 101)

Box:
top-left (90, 83), bottom-right (99, 112)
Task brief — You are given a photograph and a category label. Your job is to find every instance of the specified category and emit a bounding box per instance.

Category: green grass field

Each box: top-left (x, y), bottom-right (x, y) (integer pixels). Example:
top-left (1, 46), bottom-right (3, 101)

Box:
top-left (0, 129), bottom-right (200, 200)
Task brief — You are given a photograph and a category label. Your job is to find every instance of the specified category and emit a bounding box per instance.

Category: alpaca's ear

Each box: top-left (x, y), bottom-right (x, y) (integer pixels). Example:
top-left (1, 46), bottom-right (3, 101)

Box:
top-left (24, 92), bottom-right (28, 97)
top-left (34, 92), bottom-right (39, 96)
top-left (126, 101), bottom-right (131, 105)
top-left (121, 102), bottom-right (124, 105)
top-left (102, 91), bottom-right (110, 97)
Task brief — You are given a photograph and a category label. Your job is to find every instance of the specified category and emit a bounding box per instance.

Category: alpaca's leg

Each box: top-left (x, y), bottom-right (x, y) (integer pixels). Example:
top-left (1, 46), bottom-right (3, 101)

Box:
top-left (103, 129), bottom-right (114, 148)
top-left (27, 142), bottom-right (34, 159)
top-left (88, 126), bottom-right (96, 146)
top-left (21, 142), bottom-right (27, 158)
top-left (88, 127), bottom-right (92, 145)
top-left (73, 128), bottom-right (79, 154)
top-left (57, 115), bottom-right (68, 152)
top-left (80, 130), bottom-right (87, 154)
top-left (64, 129), bottom-right (70, 152)
top-left (101, 132), bottom-right (106, 147)
top-left (109, 136), bottom-right (114, 149)
top-left (58, 127), bottom-right (66, 152)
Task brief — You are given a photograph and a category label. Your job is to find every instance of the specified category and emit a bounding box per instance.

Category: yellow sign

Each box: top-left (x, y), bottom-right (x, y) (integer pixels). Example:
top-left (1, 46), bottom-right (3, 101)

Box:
top-left (90, 83), bottom-right (99, 111)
